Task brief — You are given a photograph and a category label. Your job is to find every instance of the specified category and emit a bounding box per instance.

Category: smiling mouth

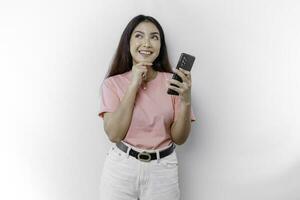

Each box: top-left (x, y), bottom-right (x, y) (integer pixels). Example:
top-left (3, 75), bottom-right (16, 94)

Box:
top-left (138, 50), bottom-right (153, 56)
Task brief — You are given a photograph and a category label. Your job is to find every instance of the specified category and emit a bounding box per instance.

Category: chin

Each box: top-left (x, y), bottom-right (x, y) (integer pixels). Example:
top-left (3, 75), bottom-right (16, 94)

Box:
top-left (136, 58), bottom-right (154, 63)
top-left (138, 56), bottom-right (158, 63)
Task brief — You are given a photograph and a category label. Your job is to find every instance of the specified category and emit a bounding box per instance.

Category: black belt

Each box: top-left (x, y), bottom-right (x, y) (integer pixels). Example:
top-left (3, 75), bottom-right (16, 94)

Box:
top-left (116, 142), bottom-right (176, 162)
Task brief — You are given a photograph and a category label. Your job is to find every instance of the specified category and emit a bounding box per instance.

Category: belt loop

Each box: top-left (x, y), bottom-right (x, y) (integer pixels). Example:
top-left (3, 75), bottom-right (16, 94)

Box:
top-left (156, 149), bottom-right (160, 163)
top-left (126, 146), bottom-right (131, 158)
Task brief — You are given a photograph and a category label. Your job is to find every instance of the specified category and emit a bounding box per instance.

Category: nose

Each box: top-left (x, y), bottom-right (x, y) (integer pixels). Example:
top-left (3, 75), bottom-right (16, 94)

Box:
top-left (142, 38), bottom-right (151, 47)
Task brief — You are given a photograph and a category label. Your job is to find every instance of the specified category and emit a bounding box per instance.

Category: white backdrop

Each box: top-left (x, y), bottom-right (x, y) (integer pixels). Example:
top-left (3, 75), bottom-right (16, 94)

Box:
top-left (1, 0), bottom-right (300, 199)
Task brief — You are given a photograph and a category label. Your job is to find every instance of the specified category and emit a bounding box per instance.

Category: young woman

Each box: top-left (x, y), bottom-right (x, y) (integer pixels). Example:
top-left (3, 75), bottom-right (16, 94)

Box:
top-left (98, 14), bottom-right (196, 200)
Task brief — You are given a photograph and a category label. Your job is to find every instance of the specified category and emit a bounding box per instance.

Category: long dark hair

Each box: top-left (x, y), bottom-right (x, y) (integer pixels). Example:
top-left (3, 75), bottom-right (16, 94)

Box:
top-left (104, 14), bottom-right (173, 78)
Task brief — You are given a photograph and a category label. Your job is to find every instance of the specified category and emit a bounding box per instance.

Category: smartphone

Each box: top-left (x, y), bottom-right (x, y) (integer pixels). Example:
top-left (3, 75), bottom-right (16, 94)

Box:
top-left (167, 53), bottom-right (195, 95)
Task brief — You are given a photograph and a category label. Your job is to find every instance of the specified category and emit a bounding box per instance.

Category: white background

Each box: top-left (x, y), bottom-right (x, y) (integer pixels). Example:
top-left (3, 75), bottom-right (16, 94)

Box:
top-left (1, 0), bottom-right (300, 199)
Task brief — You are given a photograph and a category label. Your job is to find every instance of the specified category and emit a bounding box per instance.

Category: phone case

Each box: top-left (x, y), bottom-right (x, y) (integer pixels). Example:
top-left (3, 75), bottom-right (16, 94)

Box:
top-left (167, 53), bottom-right (195, 95)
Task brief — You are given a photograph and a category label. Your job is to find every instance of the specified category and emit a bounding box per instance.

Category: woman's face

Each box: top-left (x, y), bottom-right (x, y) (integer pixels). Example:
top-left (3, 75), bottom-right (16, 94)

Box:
top-left (130, 21), bottom-right (161, 65)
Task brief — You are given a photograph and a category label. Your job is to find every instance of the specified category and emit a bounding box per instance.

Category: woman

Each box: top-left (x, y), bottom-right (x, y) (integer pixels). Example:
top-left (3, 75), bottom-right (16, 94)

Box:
top-left (98, 14), bottom-right (196, 200)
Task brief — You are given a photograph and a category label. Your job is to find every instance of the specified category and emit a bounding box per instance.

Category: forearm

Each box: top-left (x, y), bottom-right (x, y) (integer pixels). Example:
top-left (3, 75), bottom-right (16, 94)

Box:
top-left (106, 83), bottom-right (139, 142)
top-left (170, 102), bottom-right (192, 145)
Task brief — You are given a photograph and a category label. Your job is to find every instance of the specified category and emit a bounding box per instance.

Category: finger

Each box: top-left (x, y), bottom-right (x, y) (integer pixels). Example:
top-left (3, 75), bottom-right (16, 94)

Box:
top-left (142, 69), bottom-right (147, 76)
top-left (137, 62), bottom-right (152, 65)
top-left (178, 68), bottom-right (191, 80)
top-left (179, 68), bottom-right (190, 76)
top-left (167, 79), bottom-right (190, 91)
top-left (174, 69), bottom-right (188, 82)
top-left (182, 81), bottom-right (189, 89)
top-left (139, 62), bottom-right (153, 67)
top-left (178, 68), bottom-right (192, 83)
top-left (133, 65), bottom-right (147, 71)
top-left (167, 78), bottom-right (184, 88)
top-left (137, 66), bottom-right (148, 73)
top-left (136, 64), bottom-right (149, 69)
top-left (167, 85), bottom-right (183, 94)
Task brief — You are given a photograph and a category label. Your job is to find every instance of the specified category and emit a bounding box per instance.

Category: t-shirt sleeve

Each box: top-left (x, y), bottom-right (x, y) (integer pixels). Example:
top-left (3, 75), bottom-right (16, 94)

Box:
top-left (98, 79), bottom-right (120, 119)
top-left (172, 95), bottom-right (196, 122)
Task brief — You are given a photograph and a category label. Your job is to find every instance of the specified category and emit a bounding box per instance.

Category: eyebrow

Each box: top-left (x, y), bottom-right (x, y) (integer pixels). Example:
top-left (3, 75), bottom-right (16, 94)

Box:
top-left (134, 30), bottom-right (159, 35)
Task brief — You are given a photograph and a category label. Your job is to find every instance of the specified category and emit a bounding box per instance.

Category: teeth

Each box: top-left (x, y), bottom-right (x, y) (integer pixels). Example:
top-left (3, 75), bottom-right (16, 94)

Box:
top-left (139, 50), bottom-right (152, 55)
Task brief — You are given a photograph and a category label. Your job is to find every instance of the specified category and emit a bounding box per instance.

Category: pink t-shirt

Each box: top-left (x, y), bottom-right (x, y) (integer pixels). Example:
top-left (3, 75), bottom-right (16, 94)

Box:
top-left (98, 70), bottom-right (196, 150)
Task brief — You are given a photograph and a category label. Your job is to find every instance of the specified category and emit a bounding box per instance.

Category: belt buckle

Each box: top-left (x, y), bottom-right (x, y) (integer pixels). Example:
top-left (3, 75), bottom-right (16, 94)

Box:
top-left (137, 151), bottom-right (151, 162)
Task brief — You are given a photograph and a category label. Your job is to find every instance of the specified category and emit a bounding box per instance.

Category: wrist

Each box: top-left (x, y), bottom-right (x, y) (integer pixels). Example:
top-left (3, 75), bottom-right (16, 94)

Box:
top-left (180, 95), bottom-right (191, 105)
top-left (180, 101), bottom-right (191, 107)
top-left (129, 82), bottom-right (139, 91)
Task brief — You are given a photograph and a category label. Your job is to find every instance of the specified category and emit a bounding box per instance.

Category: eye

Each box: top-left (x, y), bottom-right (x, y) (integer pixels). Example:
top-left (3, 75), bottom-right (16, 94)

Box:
top-left (152, 35), bottom-right (159, 40)
top-left (135, 34), bottom-right (142, 38)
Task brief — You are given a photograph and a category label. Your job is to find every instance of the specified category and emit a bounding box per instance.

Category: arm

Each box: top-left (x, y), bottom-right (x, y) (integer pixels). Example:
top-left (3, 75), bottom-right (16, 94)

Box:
top-left (103, 83), bottom-right (139, 143)
top-left (170, 101), bottom-right (192, 145)
top-left (167, 68), bottom-right (194, 145)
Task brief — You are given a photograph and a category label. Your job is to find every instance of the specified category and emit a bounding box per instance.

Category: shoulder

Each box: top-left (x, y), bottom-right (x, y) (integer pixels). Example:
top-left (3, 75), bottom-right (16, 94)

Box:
top-left (103, 71), bottom-right (131, 85)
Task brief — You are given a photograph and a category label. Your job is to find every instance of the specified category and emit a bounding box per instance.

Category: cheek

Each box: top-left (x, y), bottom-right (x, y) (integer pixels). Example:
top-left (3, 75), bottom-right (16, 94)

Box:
top-left (135, 42), bottom-right (141, 48)
top-left (155, 45), bottom-right (161, 55)
top-left (129, 47), bottom-right (137, 57)
top-left (132, 43), bottom-right (142, 52)
top-left (154, 42), bottom-right (161, 52)
top-left (129, 38), bottom-right (139, 49)
top-left (130, 43), bottom-right (138, 53)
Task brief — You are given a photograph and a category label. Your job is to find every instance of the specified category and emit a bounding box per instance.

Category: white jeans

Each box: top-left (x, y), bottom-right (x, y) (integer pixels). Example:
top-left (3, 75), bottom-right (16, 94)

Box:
top-left (99, 142), bottom-right (180, 200)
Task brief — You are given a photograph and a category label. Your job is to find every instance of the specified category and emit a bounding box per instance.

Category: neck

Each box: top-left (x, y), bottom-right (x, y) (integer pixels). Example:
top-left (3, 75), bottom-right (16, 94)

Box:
top-left (144, 68), bottom-right (157, 82)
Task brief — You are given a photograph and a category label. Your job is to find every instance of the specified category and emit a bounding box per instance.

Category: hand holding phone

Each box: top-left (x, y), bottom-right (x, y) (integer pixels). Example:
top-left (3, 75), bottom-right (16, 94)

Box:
top-left (167, 53), bottom-right (195, 95)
